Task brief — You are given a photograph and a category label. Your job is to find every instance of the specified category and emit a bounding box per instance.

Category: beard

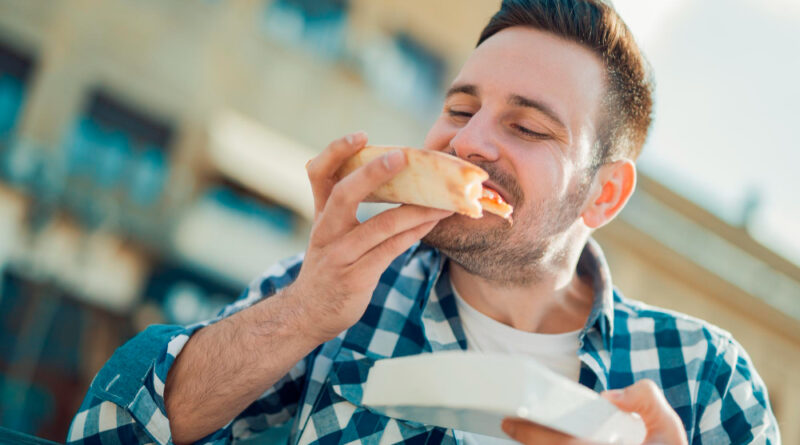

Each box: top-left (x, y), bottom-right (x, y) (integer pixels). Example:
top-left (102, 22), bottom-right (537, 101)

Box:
top-left (423, 160), bottom-right (591, 286)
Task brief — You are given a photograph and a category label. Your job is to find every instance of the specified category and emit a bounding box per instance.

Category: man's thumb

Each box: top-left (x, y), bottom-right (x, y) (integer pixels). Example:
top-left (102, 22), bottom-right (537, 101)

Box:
top-left (602, 379), bottom-right (663, 420)
top-left (601, 379), bottom-right (688, 445)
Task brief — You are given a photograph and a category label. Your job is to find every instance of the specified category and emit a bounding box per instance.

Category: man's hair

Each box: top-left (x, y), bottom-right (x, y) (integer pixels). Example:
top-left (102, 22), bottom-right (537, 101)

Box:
top-left (478, 0), bottom-right (654, 168)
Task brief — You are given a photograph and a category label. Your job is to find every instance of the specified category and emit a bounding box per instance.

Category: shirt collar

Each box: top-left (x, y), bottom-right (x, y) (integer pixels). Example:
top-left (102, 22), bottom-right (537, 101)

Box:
top-left (416, 245), bottom-right (467, 352)
top-left (578, 237), bottom-right (615, 346)
top-left (415, 238), bottom-right (616, 387)
top-left (575, 238), bottom-right (615, 390)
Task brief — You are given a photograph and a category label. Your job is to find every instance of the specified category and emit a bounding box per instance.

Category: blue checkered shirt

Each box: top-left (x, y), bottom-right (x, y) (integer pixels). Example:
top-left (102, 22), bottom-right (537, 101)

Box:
top-left (67, 239), bottom-right (779, 444)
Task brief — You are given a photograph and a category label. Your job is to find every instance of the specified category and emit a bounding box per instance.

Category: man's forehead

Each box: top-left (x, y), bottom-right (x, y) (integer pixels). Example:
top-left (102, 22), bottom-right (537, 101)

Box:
top-left (455, 26), bottom-right (606, 123)
top-left (463, 26), bottom-right (605, 89)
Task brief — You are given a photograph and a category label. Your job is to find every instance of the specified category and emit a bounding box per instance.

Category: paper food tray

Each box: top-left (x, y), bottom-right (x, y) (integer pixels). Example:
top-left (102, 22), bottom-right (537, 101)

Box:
top-left (362, 352), bottom-right (645, 444)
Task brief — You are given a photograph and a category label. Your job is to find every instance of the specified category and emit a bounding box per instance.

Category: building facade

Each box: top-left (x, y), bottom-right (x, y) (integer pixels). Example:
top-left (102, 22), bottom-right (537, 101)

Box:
top-left (0, 0), bottom-right (797, 442)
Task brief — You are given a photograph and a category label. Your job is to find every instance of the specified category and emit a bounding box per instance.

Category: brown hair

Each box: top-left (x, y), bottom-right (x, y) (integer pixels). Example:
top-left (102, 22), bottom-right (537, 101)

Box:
top-left (478, 0), bottom-right (654, 168)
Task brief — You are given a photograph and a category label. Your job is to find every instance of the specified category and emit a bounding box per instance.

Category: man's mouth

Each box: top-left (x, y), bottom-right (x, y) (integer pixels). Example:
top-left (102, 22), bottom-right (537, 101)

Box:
top-left (482, 181), bottom-right (511, 206)
top-left (479, 181), bottom-right (514, 224)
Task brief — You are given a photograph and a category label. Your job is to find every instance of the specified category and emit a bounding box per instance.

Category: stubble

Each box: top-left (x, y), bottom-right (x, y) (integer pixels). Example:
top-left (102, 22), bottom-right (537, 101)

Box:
top-left (423, 162), bottom-right (590, 286)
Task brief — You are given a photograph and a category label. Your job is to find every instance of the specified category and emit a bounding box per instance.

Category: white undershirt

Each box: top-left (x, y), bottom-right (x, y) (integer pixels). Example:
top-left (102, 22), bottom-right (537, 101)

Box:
top-left (451, 282), bottom-right (582, 445)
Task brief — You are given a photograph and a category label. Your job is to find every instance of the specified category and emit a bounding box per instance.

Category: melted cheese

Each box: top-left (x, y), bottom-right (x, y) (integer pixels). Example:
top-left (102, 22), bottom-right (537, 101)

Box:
top-left (480, 187), bottom-right (513, 224)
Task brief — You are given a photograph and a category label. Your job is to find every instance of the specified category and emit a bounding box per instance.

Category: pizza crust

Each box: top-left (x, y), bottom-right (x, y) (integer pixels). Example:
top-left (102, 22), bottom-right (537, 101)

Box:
top-left (336, 145), bottom-right (490, 218)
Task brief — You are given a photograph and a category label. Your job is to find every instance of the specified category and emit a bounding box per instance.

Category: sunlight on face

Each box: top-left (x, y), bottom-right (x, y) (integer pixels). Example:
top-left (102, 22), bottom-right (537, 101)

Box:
top-left (422, 27), bottom-right (607, 283)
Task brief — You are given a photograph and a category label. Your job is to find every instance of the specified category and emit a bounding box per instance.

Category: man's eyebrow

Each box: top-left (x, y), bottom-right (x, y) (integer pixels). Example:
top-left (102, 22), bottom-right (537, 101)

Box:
top-left (445, 84), bottom-right (478, 99)
top-left (445, 85), bottom-right (569, 136)
top-left (508, 94), bottom-right (567, 131)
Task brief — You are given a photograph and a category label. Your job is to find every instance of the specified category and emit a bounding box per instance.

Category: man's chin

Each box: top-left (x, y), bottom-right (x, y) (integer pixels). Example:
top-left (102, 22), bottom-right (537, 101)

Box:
top-left (422, 212), bottom-right (509, 250)
top-left (445, 212), bottom-right (511, 228)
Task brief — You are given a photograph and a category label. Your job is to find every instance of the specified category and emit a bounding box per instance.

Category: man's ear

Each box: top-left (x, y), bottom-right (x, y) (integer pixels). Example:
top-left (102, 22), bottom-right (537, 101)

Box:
top-left (581, 159), bottom-right (636, 229)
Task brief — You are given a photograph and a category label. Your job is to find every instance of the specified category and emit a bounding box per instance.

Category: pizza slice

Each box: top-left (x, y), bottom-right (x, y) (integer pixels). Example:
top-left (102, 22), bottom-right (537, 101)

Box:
top-left (336, 145), bottom-right (513, 223)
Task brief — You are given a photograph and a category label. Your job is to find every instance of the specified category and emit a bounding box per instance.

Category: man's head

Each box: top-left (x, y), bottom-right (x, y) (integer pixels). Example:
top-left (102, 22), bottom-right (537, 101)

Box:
top-left (479, 0), bottom-right (654, 168)
top-left (422, 0), bottom-right (653, 285)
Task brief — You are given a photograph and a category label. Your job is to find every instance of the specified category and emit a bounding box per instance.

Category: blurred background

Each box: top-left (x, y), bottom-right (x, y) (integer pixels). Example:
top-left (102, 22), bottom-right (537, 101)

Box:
top-left (0, 0), bottom-right (797, 443)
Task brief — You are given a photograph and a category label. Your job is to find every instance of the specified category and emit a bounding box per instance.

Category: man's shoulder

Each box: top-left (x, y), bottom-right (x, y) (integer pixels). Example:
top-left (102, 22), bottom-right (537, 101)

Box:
top-left (610, 292), bottom-right (779, 442)
top-left (610, 289), bottom-right (737, 360)
top-left (613, 289), bottom-right (732, 337)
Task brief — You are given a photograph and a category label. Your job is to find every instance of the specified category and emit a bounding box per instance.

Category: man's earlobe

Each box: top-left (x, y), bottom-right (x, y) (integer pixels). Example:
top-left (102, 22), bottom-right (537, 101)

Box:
top-left (581, 160), bottom-right (636, 229)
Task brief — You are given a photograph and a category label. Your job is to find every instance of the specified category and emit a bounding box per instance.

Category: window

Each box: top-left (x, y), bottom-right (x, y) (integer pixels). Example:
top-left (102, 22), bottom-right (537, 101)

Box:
top-left (64, 90), bottom-right (174, 226)
top-left (205, 177), bottom-right (296, 234)
top-left (142, 262), bottom-right (239, 325)
top-left (0, 42), bottom-right (35, 180)
top-left (172, 176), bottom-right (304, 285)
top-left (262, 0), bottom-right (349, 59)
top-left (361, 32), bottom-right (445, 113)
top-left (0, 42), bottom-right (33, 146)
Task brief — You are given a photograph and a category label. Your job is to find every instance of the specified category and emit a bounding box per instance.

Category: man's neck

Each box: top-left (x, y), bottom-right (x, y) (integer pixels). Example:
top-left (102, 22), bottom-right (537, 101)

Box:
top-left (448, 252), bottom-right (595, 334)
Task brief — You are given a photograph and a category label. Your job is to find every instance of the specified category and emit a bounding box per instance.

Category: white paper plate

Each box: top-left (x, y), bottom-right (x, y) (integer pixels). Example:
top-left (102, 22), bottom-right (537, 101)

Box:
top-left (362, 352), bottom-right (646, 444)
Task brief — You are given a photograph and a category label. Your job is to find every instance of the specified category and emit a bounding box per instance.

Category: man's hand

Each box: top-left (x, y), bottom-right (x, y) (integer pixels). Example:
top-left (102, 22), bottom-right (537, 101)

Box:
top-left (165, 132), bottom-right (450, 443)
top-left (290, 131), bottom-right (452, 343)
top-left (501, 379), bottom-right (688, 445)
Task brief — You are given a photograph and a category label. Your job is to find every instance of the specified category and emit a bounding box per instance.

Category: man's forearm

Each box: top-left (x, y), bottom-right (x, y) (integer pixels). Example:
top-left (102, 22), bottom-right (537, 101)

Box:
top-left (160, 132), bottom-right (444, 444)
top-left (164, 286), bottom-right (321, 444)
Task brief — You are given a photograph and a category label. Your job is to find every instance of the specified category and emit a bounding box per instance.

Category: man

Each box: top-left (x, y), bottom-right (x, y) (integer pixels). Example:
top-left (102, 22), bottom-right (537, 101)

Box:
top-left (68, 0), bottom-right (779, 444)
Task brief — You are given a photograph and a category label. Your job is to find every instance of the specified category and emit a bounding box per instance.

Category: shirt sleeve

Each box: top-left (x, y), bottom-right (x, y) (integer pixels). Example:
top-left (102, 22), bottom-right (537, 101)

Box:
top-left (693, 336), bottom-right (781, 444)
top-left (67, 253), bottom-right (312, 445)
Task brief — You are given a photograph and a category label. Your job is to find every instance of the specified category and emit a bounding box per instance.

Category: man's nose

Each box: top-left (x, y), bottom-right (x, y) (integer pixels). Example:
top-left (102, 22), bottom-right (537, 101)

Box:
top-left (449, 111), bottom-right (499, 162)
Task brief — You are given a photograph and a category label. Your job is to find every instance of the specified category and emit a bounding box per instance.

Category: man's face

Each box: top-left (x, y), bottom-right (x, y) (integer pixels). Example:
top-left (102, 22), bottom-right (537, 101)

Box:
top-left (422, 26), bottom-right (607, 285)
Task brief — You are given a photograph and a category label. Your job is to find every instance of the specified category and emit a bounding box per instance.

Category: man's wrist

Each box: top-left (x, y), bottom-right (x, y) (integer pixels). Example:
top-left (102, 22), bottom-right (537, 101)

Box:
top-left (265, 284), bottom-right (332, 349)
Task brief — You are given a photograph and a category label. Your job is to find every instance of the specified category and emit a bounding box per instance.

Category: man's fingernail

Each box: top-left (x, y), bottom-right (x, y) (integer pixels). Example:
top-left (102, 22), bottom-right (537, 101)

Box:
top-left (604, 389), bottom-right (623, 400)
top-left (346, 130), bottom-right (367, 145)
top-left (383, 150), bottom-right (405, 170)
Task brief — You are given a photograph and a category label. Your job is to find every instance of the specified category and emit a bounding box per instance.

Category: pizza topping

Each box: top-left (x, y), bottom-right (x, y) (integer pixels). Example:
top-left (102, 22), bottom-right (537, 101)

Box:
top-left (480, 186), bottom-right (513, 224)
top-left (481, 187), bottom-right (506, 206)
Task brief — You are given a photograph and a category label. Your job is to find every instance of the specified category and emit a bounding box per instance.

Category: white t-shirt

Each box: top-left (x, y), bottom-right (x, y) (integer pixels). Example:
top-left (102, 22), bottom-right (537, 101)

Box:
top-left (451, 282), bottom-right (582, 445)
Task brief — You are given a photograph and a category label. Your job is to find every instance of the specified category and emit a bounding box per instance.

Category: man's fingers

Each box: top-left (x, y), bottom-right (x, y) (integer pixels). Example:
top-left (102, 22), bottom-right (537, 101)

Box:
top-left (501, 419), bottom-right (586, 444)
top-left (601, 380), bottom-right (688, 445)
top-left (326, 149), bottom-right (407, 212)
top-left (601, 380), bottom-right (675, 423)
top-left (306, 131), bottom-right (368, 217)
top-left (355, 219), bottom-right (440, 277)
top-left (316, 150), bottom-right (408, 236)
top-left (340, 206), bottom-right (452, 262)
top-left (306, 131), bottom-right (367, 180)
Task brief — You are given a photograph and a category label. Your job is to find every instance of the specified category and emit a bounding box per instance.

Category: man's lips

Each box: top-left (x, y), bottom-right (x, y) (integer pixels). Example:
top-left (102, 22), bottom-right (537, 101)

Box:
top-left (482, 181), bottom-right (511, 206)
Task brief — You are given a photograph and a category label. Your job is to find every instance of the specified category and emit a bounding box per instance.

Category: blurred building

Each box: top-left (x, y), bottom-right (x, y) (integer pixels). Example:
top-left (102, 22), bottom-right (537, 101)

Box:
top-left (0, 0), bottom-right (797, 443)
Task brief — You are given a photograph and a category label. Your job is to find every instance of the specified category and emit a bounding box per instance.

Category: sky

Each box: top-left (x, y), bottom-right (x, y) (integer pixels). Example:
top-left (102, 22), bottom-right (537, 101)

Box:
top-left (612, 0), bottom-right (800, 264)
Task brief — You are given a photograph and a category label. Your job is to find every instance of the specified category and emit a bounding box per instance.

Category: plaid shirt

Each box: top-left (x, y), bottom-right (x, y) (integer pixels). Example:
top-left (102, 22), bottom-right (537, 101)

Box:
top-left (67, 239), bottom-right (780, 444)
